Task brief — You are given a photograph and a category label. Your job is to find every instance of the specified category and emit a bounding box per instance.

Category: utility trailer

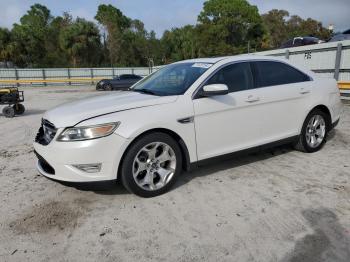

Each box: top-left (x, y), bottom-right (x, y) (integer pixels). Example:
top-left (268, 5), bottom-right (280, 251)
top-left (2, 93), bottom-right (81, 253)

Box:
top-left (0, 87), bottom-right (25, 118)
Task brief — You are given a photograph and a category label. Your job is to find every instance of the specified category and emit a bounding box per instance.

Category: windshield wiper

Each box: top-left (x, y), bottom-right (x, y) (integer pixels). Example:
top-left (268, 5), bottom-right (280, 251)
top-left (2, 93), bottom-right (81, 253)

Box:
top-left (133, 89), bottom-right (158, 96)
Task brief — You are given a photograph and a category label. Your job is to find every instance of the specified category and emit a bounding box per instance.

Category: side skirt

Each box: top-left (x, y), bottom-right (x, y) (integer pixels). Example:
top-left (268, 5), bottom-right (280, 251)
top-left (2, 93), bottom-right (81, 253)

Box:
top-left (188, 136), bottom-right (299, 171)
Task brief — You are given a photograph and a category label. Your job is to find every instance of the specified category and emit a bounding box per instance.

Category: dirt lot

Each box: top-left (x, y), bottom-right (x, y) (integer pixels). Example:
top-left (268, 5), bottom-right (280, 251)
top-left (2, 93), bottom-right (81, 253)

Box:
top-left (0, 85), bottom-right (349, 262)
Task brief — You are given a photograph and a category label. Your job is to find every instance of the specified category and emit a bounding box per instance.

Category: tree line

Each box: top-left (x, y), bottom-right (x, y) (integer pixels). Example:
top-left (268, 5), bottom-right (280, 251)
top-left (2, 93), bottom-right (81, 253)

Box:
top-left (0, 0), bottom-right (332, 68)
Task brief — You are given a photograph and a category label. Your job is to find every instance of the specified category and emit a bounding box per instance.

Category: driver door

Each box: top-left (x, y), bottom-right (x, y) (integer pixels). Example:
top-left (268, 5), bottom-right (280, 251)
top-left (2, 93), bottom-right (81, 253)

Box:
top-left (193, 62), bottom-right (264, 160)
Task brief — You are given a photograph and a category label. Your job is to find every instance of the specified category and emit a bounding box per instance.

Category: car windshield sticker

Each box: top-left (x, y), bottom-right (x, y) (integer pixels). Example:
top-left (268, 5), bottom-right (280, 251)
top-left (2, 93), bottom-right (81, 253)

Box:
top-left (192, 63), bottom-right (213, 69)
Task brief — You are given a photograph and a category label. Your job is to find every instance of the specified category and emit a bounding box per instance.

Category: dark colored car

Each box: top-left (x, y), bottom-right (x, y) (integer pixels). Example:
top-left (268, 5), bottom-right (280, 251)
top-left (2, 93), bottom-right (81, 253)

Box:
top-left (329, 29), bottom-right (350, 42)
top-left (280, 36), bottom-right (323, 49)
top-left (96, 74), bottom-right (143, 91)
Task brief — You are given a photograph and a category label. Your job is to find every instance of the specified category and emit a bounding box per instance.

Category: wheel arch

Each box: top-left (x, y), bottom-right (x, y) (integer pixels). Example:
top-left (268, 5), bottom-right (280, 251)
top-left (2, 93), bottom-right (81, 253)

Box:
top-left (118, 128), bottom-right (191, 179)
top-left (304, 104), bottom-right (332, 132)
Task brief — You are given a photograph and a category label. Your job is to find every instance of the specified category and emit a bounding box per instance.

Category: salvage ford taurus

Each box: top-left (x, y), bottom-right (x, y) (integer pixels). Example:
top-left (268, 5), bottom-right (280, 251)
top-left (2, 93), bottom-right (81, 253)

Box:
top-left (34, 55), bottom-right (342, 197)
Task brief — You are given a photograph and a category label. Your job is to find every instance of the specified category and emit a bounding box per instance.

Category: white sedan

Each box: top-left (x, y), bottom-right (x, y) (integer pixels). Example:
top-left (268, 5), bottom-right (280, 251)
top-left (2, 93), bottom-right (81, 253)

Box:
top-left (33, 55), bottom-right (342, 197)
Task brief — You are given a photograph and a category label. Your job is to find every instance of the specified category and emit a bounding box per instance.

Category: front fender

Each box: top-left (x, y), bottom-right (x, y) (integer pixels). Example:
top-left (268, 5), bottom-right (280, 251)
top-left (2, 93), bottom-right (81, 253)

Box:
top-left (77, 97), bottom-right (198, 163)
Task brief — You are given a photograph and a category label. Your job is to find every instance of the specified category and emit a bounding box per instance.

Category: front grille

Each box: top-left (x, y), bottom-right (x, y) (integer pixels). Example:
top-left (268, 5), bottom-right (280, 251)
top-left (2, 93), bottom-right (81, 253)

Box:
top-left (35, 119), bottom-right (57, 145)
top-left (34, 151), bottom-right (55, 175)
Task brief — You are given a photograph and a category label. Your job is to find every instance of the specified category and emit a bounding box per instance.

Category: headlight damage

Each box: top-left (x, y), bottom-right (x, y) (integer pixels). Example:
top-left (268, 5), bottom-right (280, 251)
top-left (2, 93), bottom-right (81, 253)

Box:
top-left (57, 122), bottom-right (120, 141)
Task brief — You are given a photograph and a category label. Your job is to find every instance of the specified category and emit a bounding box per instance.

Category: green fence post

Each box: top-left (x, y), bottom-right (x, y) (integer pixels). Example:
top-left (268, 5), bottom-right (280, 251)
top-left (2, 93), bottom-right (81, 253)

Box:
top-left (42, 69), bottom-right (47, 86)
top-left (15, 68), bottom-right (19, 87)
top-left (67, 68), bottom-right (71, 85)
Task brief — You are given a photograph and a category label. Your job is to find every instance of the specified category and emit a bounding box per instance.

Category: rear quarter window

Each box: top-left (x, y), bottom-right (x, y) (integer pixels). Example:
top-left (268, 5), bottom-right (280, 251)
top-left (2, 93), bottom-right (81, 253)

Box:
top-left (253, 61), bottom-right (311, 88)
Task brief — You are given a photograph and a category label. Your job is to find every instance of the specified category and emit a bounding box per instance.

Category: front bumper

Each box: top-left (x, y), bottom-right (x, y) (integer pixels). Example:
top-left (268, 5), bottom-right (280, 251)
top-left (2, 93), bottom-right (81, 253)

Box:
top-left (33, 133), bottom-right (130, 182)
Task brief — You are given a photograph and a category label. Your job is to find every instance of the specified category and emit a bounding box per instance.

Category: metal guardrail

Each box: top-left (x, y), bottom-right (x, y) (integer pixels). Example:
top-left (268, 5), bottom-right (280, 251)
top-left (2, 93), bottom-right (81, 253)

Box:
top-left (0, 67), bottom-right (157, 87)
top-left (0, 77), bottom-right (105, 84)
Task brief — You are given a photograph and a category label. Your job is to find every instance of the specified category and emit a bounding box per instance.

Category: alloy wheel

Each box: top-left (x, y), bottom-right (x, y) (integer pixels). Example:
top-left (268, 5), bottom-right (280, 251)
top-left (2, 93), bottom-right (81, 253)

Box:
top-left (305, 115), bottom-right (326, 148)
top-left (132, 142), bottom-right (176, 191)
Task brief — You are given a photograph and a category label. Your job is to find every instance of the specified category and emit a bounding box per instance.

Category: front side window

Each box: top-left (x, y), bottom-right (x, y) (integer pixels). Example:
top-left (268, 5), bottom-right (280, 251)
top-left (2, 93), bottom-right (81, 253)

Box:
top-left (206, 62), bottom-right (254, 93)
top-left (293, 38), bottom-right (303, 46)
top-left (253, 61), bottom-right (310, 88)
top-left (133, 63), bottom-right (212, 96)
top-left (281, 40), bottom-right (293, 48)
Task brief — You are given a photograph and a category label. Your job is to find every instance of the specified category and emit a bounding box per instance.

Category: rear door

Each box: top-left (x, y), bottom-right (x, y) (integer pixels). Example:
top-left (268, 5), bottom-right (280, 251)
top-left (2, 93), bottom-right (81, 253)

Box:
top-left (122, 75), bottom-right (140, 89)
top-left (251, 61), bottom-right (312, 143)
top-left (111, 77), bottom-right (123, 89)
top-left (128, 75), bottom-right (141, 86)
top-left (113, 75), bottom-right (132, 90)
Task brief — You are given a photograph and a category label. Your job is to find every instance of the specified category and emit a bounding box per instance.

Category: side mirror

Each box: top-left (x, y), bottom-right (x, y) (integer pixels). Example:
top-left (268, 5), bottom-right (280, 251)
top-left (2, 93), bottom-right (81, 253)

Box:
top-left (198, 84), bottom-right (229, 97)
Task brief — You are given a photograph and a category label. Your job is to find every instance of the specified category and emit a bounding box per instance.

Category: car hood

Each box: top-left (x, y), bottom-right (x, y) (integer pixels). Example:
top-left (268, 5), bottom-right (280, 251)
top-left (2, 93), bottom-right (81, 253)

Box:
top-left (43, 91), bottom-right (178, 128)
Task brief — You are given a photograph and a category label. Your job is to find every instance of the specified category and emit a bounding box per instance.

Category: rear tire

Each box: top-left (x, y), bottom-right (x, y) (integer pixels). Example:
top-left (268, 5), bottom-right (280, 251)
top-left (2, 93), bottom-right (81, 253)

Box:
top-left (2, 106), bottom-right (15, 118)
top-left (120, 132), bottom-right (182, 197)
top-left (13, 104), bottom-right (25, 115)
top-left (294, 109), bottom-right (329, 153)
top-left (104, 83), bottom-right (113, 91)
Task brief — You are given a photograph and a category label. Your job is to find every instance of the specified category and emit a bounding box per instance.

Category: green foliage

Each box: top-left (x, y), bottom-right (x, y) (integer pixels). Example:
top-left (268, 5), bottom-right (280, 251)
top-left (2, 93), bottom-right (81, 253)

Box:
top-left (197, 0), bottom-right (265, 55)
top-left (161, 0), bottom-right (268, 59)
top-left (161, 26), bottom-right (199, 63)
top-left (95, 4), bottom-right (130, 66)
top-left (94, 5), bottom-right (161, 67)
top-left (0, 1), bottom-right (333, 68)
top-left (11, 4), bottom-right (52, 67)
top-left (261, 9), bottom-right (289, 48)
top-left (262, 9), bottom-right (331, 48)
top-left (59, 18), bottom-right (102, 67)
top-left (0, 28), bottom-right (12, 62)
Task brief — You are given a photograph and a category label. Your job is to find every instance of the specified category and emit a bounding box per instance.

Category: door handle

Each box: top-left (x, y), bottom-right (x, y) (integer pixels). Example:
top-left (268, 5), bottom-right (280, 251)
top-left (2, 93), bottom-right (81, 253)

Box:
top-left (246, 95), bottom-right (260, 103)
top-left (300, 88), bottom-right (310, 94)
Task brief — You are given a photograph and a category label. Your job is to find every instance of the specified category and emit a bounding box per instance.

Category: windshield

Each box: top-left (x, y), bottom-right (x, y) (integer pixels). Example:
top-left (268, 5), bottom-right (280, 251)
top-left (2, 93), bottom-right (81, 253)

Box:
top-left (132, 62), bottom-right (213, 96)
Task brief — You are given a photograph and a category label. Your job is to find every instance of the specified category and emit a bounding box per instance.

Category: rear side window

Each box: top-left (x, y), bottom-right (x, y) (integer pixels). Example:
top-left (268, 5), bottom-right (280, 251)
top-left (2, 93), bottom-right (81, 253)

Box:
top-left (120, 75), bottom-right (135, 80)
top-left (206, 62), bottom-right (254, 93)
top-left (253, 61), bottom-right (310, 88)
top-left (303, 37), bottom-right (317, 45)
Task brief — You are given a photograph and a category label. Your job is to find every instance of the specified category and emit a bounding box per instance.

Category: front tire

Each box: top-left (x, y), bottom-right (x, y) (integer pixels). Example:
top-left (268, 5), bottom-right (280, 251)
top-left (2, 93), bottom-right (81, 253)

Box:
top-left (120, 132), bottom-right (182, 197)
top-left (13, 104), bottom-right (25, 115)
top-left (295, 109), bottom-right (329, 153)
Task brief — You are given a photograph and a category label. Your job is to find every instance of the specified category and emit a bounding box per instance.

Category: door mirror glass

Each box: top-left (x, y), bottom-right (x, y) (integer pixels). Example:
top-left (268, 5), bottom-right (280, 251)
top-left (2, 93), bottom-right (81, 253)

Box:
top-left (199, 84), bottom-right (229, 97)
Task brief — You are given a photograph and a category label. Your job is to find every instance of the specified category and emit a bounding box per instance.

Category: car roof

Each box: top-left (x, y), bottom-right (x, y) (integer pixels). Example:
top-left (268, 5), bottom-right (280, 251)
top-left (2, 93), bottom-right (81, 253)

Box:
top-left (178, 54), bottom-right (288, 65)
top-left (177, 57), bottom-right (229, 64)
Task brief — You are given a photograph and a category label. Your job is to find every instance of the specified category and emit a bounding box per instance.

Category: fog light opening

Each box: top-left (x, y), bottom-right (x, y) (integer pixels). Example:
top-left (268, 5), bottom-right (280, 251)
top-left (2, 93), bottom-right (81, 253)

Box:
top-left (73, 163), bottom-right (102, 173)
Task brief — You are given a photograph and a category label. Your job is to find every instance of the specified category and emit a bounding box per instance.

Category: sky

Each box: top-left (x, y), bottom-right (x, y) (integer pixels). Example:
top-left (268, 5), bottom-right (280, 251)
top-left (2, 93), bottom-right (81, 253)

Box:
top-left (0, 0), bottom-right (349, 37)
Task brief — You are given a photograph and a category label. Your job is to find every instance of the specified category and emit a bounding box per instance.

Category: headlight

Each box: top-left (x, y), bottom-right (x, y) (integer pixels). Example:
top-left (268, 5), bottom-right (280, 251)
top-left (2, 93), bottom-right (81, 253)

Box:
top-left (57, 122), bottom-right (120, 142)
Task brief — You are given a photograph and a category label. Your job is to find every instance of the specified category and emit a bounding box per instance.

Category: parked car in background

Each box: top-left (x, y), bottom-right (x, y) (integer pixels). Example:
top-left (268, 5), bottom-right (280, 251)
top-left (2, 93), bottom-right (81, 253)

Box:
top-left (329, 29), bottom-right (350, 42)
top-left (34, 55), bottom-right (342, 197)
top-left (281, 36), bottom-right (324, 48)
top-left (96, 74), bottom-right (143, 91)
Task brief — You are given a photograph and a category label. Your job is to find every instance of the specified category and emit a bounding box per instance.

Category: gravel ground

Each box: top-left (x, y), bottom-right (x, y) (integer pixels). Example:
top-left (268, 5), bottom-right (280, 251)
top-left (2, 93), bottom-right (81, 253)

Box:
top-left (0, 85), bottom-right (349, 262)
